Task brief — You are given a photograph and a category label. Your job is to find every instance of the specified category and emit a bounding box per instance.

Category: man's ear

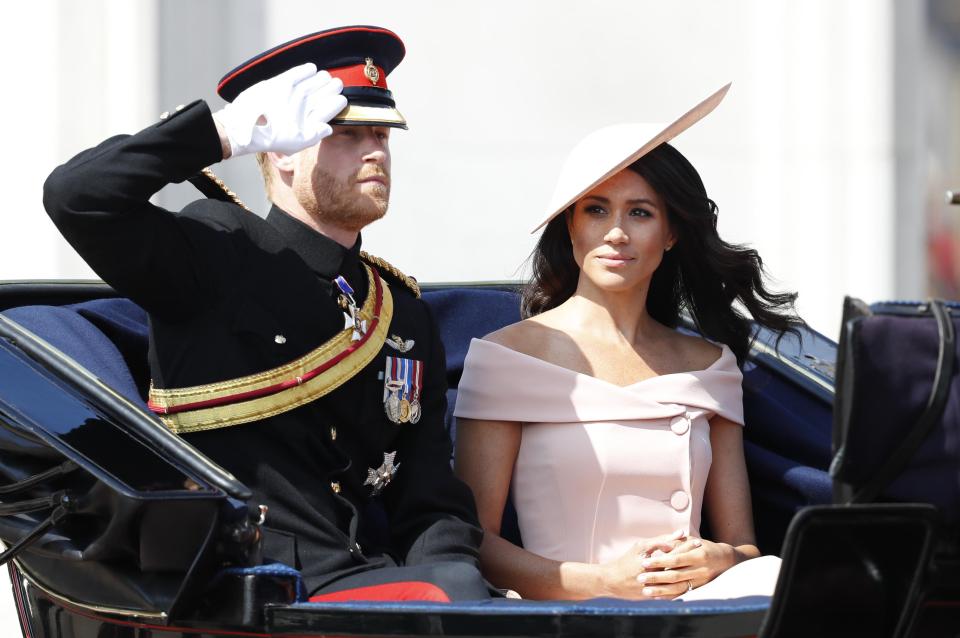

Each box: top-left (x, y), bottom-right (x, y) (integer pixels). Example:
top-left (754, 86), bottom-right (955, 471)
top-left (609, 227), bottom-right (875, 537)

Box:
top-left (267, 151), bottom-right (296, 175)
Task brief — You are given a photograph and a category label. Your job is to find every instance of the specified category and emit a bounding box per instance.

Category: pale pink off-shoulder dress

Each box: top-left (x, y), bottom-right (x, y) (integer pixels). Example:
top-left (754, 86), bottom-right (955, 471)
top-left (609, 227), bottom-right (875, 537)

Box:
top-left (453, 338), bottom-right (780, 600)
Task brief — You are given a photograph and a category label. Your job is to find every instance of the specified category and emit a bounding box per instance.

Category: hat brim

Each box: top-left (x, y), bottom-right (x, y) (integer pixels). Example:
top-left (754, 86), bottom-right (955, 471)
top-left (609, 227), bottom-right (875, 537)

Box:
top-left (532, 83), bottom-right (731, 233)
top-left (330, 104), bottom-right (408, 130)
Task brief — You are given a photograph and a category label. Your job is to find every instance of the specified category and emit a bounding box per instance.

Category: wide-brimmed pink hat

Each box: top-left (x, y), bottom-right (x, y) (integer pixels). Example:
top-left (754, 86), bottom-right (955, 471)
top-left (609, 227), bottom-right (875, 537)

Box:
top-left (532, 83), bottom-right (731, 233)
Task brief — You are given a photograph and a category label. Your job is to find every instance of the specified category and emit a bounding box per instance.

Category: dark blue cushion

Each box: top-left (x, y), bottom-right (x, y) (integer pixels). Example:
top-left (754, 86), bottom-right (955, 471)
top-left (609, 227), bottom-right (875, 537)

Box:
top-left (838, 307), bottom-right (960, 525)
top-left (69, 298), bottom-right (150, 397)
top-left (2, 304), bottom-right (143, 404)
top-left (741, 363), bottom-right (832, 553)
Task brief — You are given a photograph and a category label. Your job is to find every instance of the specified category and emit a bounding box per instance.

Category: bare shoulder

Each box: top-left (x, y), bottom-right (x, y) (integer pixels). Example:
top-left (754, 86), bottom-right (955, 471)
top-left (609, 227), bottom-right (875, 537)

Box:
top-left (482, 311), bottom-right (562, 357)
top-left (664, 330), bottom-right (724, 372)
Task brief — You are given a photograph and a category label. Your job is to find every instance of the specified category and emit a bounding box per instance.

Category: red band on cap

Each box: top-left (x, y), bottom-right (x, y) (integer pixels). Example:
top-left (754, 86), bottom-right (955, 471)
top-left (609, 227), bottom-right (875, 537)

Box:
top-left (328, 62), bottom-right (388, 89)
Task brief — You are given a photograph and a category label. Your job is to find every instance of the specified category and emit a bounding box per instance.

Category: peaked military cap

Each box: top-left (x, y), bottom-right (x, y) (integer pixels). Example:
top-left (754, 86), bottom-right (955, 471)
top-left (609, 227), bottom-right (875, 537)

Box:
top-left (217, 25), bottom-right (407, 129)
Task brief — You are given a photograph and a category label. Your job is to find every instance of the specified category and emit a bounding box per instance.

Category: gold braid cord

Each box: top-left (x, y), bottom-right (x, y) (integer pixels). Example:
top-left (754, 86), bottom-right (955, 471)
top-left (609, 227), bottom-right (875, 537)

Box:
top-left (201, 168), bottom-right (252, 211)
top-left (198, 169), bottom-right (420, 298)
top-left (361, 251), bottom-right (420, 298)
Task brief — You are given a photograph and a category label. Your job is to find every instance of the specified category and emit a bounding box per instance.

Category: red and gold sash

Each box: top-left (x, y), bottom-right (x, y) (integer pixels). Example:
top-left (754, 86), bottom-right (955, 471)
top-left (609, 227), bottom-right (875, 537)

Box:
top-left (148, 264), bottom-right (392, 433)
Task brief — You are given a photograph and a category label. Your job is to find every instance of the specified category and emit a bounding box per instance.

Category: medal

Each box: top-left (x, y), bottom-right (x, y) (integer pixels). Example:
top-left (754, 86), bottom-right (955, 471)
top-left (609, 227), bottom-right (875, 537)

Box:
top-left (408, 360), bottom-right (423, 424)
top-left (384, 380), bottom-right (403, 423)
top-left (364, 451), bottom-right (399, 496)
top-left (335, 275), bottom-right (367, 340)
top-left (383, 356), bottom-right (424, 424)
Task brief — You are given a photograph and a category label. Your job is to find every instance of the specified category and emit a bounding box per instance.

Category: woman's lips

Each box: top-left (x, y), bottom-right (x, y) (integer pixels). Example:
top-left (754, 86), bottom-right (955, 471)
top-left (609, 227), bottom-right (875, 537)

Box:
top-left (596, 254), bottom-right (633, 267)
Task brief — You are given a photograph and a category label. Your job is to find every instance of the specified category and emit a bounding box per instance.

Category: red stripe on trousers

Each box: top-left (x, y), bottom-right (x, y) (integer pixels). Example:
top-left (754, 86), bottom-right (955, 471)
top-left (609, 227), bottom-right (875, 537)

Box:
top-left (308, 581), bottom-right (451, 603)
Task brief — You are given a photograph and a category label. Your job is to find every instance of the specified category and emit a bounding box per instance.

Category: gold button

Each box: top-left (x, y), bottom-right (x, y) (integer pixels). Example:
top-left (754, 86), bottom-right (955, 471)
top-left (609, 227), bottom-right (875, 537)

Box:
top-left (330, 426), bottom-right (337, 441)
top-left (330, 481), bottom-right (341, 494)
top-left (159, 111), bottom-right (170, 120)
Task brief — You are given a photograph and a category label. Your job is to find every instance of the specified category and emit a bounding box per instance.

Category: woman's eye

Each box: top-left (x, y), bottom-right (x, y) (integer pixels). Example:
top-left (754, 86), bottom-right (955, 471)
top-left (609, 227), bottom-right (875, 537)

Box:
top-left (585, 205), bottom-right (606, 215)
top-left (630, 208), bottom-right (653, 217)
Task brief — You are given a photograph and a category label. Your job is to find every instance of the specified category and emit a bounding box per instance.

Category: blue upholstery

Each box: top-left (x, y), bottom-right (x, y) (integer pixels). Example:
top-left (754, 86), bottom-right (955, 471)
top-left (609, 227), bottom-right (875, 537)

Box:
top-left (288, 594), bottom-right (771, 613)
top-left (2, 303), bottom-right (144, 404)
top-left (69, 298), bottom-right (150, 397)
top-left (740, 363), bottom-right (832, 553)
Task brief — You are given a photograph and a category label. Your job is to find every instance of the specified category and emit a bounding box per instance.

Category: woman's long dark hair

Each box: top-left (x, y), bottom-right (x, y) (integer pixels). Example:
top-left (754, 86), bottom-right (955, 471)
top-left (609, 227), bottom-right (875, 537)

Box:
top-left (521, 142), bottom-right (803, 365)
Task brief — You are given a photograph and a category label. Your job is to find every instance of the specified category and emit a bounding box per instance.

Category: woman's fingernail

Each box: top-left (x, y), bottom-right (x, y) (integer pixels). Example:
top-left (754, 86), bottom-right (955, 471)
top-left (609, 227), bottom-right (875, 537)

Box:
top-left (636, 573), bottom-right (647, 583)
top-left (641, 559), bottom-right (653, 568)
top-left (642, 587), bottom-right (654, 596)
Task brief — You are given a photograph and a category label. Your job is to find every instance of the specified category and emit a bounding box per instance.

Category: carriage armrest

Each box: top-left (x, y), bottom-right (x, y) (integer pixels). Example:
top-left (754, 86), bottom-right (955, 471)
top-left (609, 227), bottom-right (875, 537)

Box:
top-left (269, 596), bottom-right (771, 637)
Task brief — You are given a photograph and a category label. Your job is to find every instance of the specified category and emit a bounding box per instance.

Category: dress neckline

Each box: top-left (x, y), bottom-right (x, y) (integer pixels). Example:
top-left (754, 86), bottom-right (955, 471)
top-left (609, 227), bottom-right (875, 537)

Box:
top-left (473, 338), bottom-right (732, 390)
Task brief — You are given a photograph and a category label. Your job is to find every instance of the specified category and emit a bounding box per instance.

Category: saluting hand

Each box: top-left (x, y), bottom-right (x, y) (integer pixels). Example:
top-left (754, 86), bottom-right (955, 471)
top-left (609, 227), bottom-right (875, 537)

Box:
top-left (213, 62), bottom-right (348, 158)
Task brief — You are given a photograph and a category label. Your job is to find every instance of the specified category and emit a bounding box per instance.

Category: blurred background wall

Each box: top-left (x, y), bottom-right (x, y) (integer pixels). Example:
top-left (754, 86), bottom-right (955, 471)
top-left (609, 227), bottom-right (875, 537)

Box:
top-left (1, 0), bottom-right (959, 627)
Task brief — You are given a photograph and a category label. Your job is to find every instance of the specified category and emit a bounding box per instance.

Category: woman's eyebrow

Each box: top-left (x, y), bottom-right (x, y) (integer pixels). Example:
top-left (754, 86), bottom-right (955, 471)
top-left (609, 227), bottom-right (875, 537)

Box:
top-left (582, 195), bottom-right (660, 209)
top-left (626, 198), bottom-right (659, 207)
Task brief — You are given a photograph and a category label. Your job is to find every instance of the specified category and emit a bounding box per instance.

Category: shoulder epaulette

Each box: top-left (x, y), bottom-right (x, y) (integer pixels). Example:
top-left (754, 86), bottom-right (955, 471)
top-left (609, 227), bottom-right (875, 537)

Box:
top-left (360, 251), bottom-right (420, 298)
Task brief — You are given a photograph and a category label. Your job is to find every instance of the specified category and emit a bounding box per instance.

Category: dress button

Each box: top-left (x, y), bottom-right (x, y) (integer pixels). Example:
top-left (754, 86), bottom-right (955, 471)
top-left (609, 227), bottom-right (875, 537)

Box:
top-left (159, 111), bottom-right (170, 120)
top-left (670, 415), bottom-right (690, 435)
top-left (274, 334), bottom-right (286, 344)
top-left (670, 490), bottom-right (690, 511)
top-left (330, 426), bottom-right (337, 441)
top-left (330, 481), bottom-right (341, 494)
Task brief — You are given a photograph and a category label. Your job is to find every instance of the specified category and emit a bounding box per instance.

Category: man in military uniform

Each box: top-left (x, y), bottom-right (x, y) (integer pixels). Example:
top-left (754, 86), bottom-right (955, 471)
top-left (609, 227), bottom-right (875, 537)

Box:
top-left (43, 26), bottom-right (490, 601)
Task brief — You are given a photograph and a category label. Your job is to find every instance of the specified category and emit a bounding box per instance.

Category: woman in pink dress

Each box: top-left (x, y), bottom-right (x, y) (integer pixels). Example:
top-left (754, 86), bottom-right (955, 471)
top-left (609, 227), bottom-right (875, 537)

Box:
top-left (454, 84), bottom-right (803, 601)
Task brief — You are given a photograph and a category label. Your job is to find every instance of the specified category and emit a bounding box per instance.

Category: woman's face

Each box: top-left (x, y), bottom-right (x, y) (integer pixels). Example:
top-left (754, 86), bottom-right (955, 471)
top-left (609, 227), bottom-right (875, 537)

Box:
top-left (568, 168), bottom-right (675, 293)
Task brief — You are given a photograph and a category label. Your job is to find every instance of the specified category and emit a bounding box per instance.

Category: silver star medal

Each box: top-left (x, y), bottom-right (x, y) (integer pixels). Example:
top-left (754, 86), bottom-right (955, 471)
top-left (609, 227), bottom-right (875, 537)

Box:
top-left (335, 275), bottom-right (367, 341)
top-left (364, 451), bottom-right (400, 496)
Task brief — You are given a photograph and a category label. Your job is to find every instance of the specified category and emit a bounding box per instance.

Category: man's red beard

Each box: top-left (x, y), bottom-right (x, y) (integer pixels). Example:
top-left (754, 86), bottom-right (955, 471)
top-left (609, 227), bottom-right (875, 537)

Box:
top-left (296, 166), bottom-right (391, 232)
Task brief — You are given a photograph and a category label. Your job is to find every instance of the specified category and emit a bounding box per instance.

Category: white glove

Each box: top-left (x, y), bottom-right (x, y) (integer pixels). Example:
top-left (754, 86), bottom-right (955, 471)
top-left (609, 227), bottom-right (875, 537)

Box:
top-left (213, 63), bottom-right (348, 157)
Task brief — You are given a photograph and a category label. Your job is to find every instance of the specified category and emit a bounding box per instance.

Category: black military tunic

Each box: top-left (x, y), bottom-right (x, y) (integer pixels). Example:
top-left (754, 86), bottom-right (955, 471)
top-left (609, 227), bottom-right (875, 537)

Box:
top-left (42, 100), bottom-right (482, 593)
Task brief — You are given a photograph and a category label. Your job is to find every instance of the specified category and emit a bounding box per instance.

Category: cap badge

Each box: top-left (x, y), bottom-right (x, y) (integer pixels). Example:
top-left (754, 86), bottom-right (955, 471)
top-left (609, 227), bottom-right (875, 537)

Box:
top-left (364, 57), bottom-right (380, 85)
top-left (364, 451), bottom-right (399, 496)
